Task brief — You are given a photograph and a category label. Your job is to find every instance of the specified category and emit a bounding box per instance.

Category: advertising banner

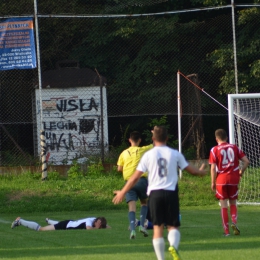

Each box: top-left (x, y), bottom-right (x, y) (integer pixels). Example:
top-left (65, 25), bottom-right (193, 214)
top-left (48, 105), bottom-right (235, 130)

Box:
top-left (0, 17), bottom-right (37, 70)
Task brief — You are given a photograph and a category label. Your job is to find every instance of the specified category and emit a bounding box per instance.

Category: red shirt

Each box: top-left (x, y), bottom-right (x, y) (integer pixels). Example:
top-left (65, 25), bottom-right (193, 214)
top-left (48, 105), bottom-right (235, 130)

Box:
top-left (209, 142), bottom-right (246, 185)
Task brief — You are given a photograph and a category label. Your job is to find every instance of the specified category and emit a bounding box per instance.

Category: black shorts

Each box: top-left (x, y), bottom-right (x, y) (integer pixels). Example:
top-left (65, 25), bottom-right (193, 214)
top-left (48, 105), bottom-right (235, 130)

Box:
top-left (54, 220), bottom-right (71, 230)
top-left (149, 187), bottom-right (180, 227)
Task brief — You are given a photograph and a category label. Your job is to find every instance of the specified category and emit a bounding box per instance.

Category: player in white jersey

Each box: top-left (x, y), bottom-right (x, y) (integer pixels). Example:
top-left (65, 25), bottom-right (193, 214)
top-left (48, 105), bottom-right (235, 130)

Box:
top-left (11, 216), bottom-right (109, 231)
top-left (113, 126), bottom-right (207, 260)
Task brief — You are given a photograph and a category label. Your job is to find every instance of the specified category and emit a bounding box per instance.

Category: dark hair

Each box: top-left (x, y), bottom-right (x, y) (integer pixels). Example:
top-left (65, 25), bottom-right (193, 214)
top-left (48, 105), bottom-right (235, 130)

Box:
top-left (215, 129), bottom-right (227, 141)
top-left (93, 217), bottom-right (107, 229)
top-left (130, 131), bottom-right (141, 143)
top-left (153, 126), bottom-right (168, 142)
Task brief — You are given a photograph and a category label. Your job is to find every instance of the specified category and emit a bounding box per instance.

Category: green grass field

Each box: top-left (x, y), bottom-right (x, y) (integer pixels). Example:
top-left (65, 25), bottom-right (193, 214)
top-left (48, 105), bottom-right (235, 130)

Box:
top-left (0, 171), bottom-right (260, 259)
top-left (1, 206), bottom-right (260, 260)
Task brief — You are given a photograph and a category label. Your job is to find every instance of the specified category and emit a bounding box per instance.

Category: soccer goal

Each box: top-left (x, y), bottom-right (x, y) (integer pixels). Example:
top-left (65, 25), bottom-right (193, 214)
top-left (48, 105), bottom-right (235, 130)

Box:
top-left (228, 93), bottom-right (260, 205)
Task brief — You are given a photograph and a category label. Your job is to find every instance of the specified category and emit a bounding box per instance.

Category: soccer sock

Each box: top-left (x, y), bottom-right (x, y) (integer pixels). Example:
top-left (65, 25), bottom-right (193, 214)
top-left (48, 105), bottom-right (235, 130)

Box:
top-left (19, 219), bottom-right (41, 231)
top-left (153, 237), bottom-right (165, 260)
top-left (128, 211), bottom-right (136, 231)
top-left (168, 229), bottom-right (181, 250)
top-left (221, 207), bottom-right (229, 234)
top-left (47, 219), bottom-right (59, 225)
top-left (140, 205), bottom-right (148, 227)
top-left (230, 204), bottom-right (237, 224)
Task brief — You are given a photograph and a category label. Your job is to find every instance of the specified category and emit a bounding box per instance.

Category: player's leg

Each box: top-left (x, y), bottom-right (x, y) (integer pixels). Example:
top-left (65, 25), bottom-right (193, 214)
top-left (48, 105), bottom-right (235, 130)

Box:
top-left (217, 185), bottom-right (230, 236)
top-left (135, 177), bottom-right (149, 236)
top-left (146, 200), bottom-right (152, 222)
top-left (39, 225), bottom-right (55, 231)
top-left (11, 217), bottom-right (41, 231)
top-left (126, 189), bottom-right (137, 239)
top-left (168, 227), bottom-right (181, 260)
top-left (135, 218), bottom-right (153, 229)
top-left (229, 185), bottom-right (238, 224)
top-left (229, 199), bottom-right (237, 224)
top-left (139, 198), bottom-right (149, 237)
top-left (230, 201), bottom-right (240, 235)
top-left (137, 177), bottom-right (148, 227)
top-left (153, 224), bottom-right (165, 260)
top-left (144, 201), bottom-right (154, 229)
top-left (146, 219), bottom-right (153, 229)
top-left (229, 185), bottom-right (240, 235)
top-left (149, 190), bottom-right (167, 260)
top-left (219, 199), bottom-right (230, 236)
top-left (140, 199), bottom-right (148, 227)
top-left (46, 218), bottom-right (59, 225)
top-left (164, 188), bottom-right (181, 260)
top-left (128, 200), bottom-right (136, 239)
top-left (11, 217), bottom-right (21, 229)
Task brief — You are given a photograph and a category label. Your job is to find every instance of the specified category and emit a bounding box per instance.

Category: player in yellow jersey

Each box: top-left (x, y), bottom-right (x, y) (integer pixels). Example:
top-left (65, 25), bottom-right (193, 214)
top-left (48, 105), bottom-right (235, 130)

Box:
top-left (117, 131), bottom-right (153, 239)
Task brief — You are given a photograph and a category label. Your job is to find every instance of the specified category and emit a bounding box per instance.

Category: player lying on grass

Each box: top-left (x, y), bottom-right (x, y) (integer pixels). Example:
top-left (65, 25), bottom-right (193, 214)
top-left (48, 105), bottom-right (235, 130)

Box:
top-left (11, 216), bottom-right (110, 231)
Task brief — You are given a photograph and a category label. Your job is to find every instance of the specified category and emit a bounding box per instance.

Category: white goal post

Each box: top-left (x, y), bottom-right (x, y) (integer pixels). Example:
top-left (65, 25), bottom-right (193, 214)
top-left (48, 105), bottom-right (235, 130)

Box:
top-left (228, 93), bottom-right (260, 205)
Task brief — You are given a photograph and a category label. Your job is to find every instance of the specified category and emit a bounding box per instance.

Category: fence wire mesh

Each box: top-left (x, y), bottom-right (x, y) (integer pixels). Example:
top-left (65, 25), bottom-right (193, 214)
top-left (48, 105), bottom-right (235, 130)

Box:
top-left (0, 2), bottom-right (260, 166)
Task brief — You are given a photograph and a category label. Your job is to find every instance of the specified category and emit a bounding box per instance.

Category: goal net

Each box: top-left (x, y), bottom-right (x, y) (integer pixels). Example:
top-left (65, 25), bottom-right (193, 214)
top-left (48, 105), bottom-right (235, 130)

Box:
top-left (228, 93), bottom-right (260, 205)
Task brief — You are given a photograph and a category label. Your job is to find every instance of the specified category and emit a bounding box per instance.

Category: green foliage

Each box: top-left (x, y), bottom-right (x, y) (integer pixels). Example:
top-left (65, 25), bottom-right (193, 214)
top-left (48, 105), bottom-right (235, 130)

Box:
top-left (87, 161), bottom-right (105, 177)
top-left (67, 160), bottom-right (84, 179)
top-left (182, 146), bottom-right (196, 160)
top-left (191, 0), bottom-right (228, 6)
top-left (47, 171), bottom-right (63, 180)
top-left (207, 6), bottom-right (260, 94)
top-left (143, 115), bottom-right (178, 148)
top-left (116, 124), bottom-right (131, 153)
top-left (103, 124), bottom-right (131, 164)
top-left (238, 7), bottom-right (260, 25)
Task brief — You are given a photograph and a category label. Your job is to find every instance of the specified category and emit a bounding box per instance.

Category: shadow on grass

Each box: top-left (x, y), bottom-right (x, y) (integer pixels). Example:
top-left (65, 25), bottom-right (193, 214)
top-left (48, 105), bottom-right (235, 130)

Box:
top-left (1, 228), bottom-right (153, 258)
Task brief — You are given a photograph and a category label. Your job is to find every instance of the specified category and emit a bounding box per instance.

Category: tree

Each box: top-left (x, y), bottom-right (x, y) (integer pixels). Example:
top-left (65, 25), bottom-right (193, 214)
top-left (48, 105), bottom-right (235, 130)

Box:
top-left (207, 7), bottom-right (260, 94)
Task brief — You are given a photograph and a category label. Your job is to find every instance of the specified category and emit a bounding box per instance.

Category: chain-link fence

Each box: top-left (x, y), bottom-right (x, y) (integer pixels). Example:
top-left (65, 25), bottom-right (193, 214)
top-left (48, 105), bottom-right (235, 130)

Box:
top-left (0, 1), bottom-right (260, 166)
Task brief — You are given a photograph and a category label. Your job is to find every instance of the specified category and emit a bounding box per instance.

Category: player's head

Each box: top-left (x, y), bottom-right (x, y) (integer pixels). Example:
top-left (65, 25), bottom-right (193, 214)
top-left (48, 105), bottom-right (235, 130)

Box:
top-left (215, 129), bottom-right (228, 142)
top-left (152, 126), bottom-right (168, 142)
top-left (93, 217), bottom-right (107, 229)
top-left (129, 131), bottom-right (141, 143)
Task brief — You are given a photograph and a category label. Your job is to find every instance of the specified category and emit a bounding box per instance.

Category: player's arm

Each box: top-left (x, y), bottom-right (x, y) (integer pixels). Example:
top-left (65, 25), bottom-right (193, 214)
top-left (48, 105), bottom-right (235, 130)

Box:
top-left (86, 226), bottom-right (95, 229)
top-left (117, 152), bottom-right (124, 172)
top-left (184, 163), bottom-right (207, 176)
top-left (210, 163), bottom-right (217, 191)
top-left (87, 219), bottom-right (101, 229)
top-left (87, 225), bottom-right (111, 229)
top-left (117, 165), bottom-right (123, 172)
top-left (113, 170), bottom-right (143, 204)
top-left (239, 156), bottom-right (250, 177)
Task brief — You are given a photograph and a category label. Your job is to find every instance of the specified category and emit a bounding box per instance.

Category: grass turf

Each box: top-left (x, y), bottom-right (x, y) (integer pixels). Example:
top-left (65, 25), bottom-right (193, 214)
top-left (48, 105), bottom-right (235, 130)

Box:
top-left (1, 206), bottom-right (260, 260)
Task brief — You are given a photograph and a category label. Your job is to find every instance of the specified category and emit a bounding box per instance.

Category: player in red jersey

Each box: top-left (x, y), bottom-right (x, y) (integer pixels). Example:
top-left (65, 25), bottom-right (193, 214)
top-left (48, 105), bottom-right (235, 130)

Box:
top-left (209, 129), bottom-right (250, 236)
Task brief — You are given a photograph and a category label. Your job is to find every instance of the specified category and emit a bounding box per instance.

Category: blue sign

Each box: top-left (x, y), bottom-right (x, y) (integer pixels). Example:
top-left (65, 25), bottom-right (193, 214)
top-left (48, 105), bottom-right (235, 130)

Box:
top-left (0, 17), bottom-right (37, 70)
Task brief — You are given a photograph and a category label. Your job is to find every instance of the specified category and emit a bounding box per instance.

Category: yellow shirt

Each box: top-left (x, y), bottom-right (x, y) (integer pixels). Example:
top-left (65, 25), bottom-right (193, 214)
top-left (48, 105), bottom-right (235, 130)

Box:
top-left (117, 144), bottom-right (153, 180)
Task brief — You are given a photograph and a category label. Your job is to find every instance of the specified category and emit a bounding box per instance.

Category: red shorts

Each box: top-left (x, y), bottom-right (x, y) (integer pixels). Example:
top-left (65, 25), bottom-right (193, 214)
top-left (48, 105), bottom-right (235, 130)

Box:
top-left (215, 185), bottom-right (238, 200)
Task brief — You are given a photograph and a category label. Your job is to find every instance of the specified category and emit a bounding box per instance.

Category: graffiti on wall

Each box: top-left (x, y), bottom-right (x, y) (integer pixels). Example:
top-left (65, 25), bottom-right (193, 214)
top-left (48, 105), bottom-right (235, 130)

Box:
top-left (35, 87), bottom-right (108, 165)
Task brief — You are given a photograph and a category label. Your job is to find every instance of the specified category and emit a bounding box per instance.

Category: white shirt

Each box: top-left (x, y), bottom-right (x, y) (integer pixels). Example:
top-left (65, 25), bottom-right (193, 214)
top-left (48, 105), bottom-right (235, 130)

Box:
top-left (137, 146), bottom-right (188, 195)
top-left (66, 217), bottom-right (96, 228)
